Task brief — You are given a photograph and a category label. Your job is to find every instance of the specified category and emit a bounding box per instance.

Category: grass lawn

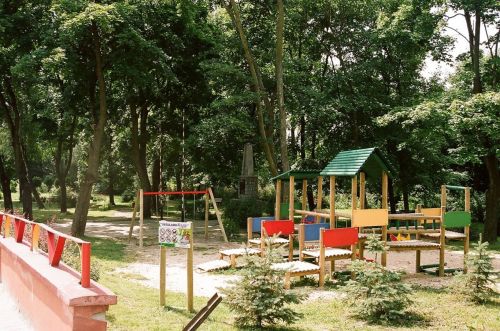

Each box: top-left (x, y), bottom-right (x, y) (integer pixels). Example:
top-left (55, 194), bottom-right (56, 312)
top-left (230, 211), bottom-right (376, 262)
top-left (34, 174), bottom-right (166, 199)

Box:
top-left (87, 235), bottom-right (500, 331)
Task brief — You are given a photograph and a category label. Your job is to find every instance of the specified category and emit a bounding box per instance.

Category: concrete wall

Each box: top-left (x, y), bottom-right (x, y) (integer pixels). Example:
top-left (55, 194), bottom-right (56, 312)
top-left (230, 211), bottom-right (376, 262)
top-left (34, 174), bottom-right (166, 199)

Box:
top-left (0, 237), bottom-right (117, 331)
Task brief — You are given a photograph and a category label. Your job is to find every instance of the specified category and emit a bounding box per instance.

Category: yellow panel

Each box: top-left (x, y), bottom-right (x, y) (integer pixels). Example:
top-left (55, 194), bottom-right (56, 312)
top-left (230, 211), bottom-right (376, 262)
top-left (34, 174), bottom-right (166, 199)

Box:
top-left (421, 208), bottom-right (441, 216)
top-left (352, 209), bottom-right (388, 227)
top-left (4, 216), bottom-right (11, 237)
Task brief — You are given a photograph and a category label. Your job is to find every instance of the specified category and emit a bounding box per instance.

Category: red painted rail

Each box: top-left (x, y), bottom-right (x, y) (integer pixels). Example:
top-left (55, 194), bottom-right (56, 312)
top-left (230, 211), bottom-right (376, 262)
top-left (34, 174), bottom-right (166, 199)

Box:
top-left (0, 212), bottom-right (91, 288)
top-left (143, 190), bottom-right (208, 196)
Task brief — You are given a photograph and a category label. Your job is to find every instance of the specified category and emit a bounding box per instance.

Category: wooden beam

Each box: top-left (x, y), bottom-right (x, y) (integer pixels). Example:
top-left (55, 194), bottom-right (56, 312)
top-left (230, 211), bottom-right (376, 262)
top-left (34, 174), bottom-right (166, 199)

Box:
top-left (128, 191), bottom-right (139, 242)
top-left (301, 179), bottom-right (307, 211)
top-left (351, 175), bottom-right (358, 211)
top-left (204, 193), bottom-right (209, 239)
top-left (440, 185), bottom-right (447, 209)
top-left (381, 172), bottom-right (388, 209)
top-left (359, 172), bottom-right (366, 209)
top-left (317, 176), bottom-right (323, 223)
top-left (160, 246), bottom-right (166, 305)
top-left (208, 188), bottom-right (228, 242)
top-left (464, 187), bottom-right (471, 272)
top-left (187, 223), bottom-right (194, 312)
top-left (289, 176), bottom-right (295, 220)
top-left (275, 179), bottom-right (282, 219)
top-left (139, 189), bottom-right (144, 248)
top-left (439, 206), bottom-right (446, 277)
top-left (329, 176), bottom-right (335, 229)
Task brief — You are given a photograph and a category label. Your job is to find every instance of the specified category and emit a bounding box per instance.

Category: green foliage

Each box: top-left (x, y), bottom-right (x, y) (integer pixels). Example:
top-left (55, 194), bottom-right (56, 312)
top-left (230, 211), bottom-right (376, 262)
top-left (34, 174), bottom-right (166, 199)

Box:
top-left (221, 245), bottom-right (304, 328)
top-left (62, 242), bottom-right (101, 282)
top-left (222, 198), bottom-right (265, 228)
top-left (452, 238), bottom-right (498, 304)
top-left (345, 234), bottom-right (413, 322)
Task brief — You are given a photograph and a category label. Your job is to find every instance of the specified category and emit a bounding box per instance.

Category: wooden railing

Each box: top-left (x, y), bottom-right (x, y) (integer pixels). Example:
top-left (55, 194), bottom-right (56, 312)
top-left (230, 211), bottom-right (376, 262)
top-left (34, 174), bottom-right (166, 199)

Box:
top-left (0, 212), bottom-right (91, 288)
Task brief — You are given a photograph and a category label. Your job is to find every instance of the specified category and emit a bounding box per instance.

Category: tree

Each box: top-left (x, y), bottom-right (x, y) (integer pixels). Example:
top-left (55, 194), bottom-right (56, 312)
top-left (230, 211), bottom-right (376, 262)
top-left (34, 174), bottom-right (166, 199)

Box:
top-left (450, 92), bottom-right (500, 242)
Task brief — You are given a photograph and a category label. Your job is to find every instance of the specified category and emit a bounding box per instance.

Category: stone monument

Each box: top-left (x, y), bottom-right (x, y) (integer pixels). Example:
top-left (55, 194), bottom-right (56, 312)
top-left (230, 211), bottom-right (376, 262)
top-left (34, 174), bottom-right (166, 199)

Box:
top-left (239, 143), bottom-right (258, 199)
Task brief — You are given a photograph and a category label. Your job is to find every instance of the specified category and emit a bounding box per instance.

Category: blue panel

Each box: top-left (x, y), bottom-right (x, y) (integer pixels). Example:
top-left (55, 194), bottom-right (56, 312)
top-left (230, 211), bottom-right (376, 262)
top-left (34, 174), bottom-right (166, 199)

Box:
top-left (304, 223), bottom-right (331, 241)
top-left (252, 216), bottom-right (276, 232)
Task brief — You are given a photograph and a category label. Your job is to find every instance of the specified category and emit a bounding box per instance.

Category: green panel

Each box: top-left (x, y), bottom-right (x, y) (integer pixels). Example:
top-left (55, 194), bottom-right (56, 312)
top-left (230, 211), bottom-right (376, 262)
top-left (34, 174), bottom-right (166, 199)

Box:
top-left (443, 211), bottom-right (471, 228)
top-left (280, 203), bottom-right (289, 218)
top-left (445, 185), bottom-right (467, 191)
top-left (320, 147), bottom-right (395, 179)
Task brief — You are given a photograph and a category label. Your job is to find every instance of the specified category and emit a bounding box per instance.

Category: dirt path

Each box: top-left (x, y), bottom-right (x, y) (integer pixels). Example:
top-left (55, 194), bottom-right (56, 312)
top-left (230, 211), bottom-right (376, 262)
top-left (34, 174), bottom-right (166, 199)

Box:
top-left (53, 216), bottom-right (500, 296)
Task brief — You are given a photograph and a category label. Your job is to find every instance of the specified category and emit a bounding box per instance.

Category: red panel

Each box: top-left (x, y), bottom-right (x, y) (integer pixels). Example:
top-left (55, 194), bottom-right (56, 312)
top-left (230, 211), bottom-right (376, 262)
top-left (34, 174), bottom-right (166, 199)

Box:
top-left (322, 227), bottom-right (358, 248)
top-left (263, 220), bottom-right (295, 236)
top-left (80, 243), bottom-right (91, 288)
top-left (14, 218), bottom-right (26, 243)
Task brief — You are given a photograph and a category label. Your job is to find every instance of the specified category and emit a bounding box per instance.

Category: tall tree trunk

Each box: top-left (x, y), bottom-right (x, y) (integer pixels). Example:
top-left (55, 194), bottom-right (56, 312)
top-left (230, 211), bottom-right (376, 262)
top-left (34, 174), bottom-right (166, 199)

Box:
top-left (152, 156), bottom-right (160, 213)
top-left (0, 156), bottom-right (13, 211)
top-left (483, 154), bottom-right (499, 242)
top-left (225, 0), bottom-right (278, 176)
top-left (0, 80), bottom-right (33, 218)
top-left (388, 177), bottom-right (397, 213)
top-left (107, 139), bottom-right (115, 207)
top-left (130, 101), bottom-right (152, 218)
top-left (54, 114), bottom-right (76, 213)
top-left (464, 10), bottom-right (483, 94)
top-left (276, 0), bottom-right (289, 173)
top-left (71, 22), bottom-right (108, 237)
top-left (300, 115), bottom-right (306, 160)
top-left (22, 144), bottom-right (45, 209)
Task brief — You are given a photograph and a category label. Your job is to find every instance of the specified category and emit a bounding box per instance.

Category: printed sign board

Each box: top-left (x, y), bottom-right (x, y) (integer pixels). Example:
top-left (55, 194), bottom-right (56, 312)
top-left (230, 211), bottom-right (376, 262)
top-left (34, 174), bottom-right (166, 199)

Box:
top-left (159, 221), bottom-right (192, 248)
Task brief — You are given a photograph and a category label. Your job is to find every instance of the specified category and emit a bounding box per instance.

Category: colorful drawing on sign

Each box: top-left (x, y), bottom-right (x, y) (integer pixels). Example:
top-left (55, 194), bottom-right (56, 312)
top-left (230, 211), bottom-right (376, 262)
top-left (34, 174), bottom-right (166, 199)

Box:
top-left (159, 221), bottom-right (192, 248)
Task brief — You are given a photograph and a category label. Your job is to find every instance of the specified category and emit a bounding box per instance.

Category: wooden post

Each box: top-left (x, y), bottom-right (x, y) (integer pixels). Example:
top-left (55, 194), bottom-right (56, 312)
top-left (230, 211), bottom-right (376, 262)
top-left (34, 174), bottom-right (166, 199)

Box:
top-left (464, 187), bottom-right (471, 273)
top-left (208, 188), bottom-right (228, 242)
top-left (329, 176), bottom-right (335, 229)
top-left (160, 246), bottom-right (166, 305)
top-left (187, 222), bottom-right (194, 312)
top-left (317, 176), bottom-right (323, 223)
top-left (298, 224), bottom-right (304, 261)
top-left (128, 191), bottom-right (139, 242)
top-left (351, 175), bottom-right (358, 211)
top-left (301, 180), bottom-right (307, 211)
top-left (319, 229), bottom-right (325, 287)
top-left (381, 172), bottom-right (388, 209)
top-left (381, 226), bottom-right (387, 267)
top-left (247, 217), bottom-right (253, 243)
top-left (359, 172), bottom-right (366, 209)
top-left (440, 185), bottom-right (447, 209)
top-left (438, 206), bottom-right (446, 276)
top-left (204, 193), bottom-right (209, 240)
top-left (139, 189), bottom-right (144, 248)
top-left (289, 176), bottom-right (295, 220)
top-left (415, 203), bottom-right (421, 272)
top-left (275, 179), bottom-right (282, 219)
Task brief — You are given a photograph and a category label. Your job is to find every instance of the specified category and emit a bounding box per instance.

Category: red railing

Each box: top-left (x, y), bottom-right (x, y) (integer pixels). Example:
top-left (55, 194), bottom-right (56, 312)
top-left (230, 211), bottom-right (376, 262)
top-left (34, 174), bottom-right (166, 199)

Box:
top-left (143, 190), bottom-right (208, 196)
top-left (0, 212), bottom-right (91, 288)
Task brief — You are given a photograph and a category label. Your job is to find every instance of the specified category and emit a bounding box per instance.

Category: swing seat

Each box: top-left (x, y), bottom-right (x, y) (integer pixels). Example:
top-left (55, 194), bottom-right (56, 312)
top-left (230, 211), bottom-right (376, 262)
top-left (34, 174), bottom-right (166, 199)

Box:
top-left (270, 261), bottom-right (320, 289)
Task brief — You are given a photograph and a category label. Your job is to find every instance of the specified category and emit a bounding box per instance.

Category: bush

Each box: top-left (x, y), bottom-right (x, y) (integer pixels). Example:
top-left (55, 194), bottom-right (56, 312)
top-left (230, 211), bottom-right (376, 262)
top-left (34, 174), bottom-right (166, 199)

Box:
top-left (344, 233), bottom-right (413, 322)
top-left (222, 198), bottom-right (265, 228)
top-left (62, 242), bottom-right (101, 282)
top-left (221, 244), bottom-right (304, 328)
top-left (121, 190), bottom-right (136, 203)
top-left (452, 236), bottom-right (498, 304)
top-left (49, 186), bottom-right (78, 208)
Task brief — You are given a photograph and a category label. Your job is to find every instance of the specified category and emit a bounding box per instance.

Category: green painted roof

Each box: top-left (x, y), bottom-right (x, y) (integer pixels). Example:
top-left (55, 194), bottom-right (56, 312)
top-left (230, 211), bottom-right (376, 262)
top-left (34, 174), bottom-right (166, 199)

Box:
top-left (271, 170), bottom-right (321, 181)
top-left (320, 147), bottom-right (395, 179)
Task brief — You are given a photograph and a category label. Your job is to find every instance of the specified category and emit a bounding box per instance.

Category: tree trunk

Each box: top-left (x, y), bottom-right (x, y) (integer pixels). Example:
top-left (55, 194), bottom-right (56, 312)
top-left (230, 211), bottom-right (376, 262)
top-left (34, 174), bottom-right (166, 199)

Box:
top-left (464, 10), bottom-right (483, 94)
top-left (54, 115), bottom-right (76, 213)
top-left (402, 188), bottom-right (409, 212)
top-left (0, 156), bottom-right (13, 211)
top-left (225, 0), bottom-right (278, 176)
top-left (60, 177), bottom-right (68, 212)
top-left (483, 154), bottom-right (499, 242)
top-left (71, 22), bottom-right (108, 237)
top-left (300, 115), bottom-right (306, 160)
top-left (130, 101), bottom-right (152, 218)
top-left (276, 0), bottom-right (289, 173)
top-left (152, 156), bottom-right (161, 213)
top-left (0, 82), bottom-right (33, 218)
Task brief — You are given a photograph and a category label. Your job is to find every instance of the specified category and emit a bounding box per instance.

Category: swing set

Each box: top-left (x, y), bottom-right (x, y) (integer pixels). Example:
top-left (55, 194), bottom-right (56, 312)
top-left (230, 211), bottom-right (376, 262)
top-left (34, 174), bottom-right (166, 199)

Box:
top-left (128, 188), bottom-right (227, 247)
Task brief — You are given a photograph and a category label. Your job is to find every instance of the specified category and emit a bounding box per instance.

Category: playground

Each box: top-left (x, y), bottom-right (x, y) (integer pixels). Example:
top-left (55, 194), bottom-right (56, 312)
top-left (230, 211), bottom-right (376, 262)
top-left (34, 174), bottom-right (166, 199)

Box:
top-left (0, 147), bottom-right (499, 331)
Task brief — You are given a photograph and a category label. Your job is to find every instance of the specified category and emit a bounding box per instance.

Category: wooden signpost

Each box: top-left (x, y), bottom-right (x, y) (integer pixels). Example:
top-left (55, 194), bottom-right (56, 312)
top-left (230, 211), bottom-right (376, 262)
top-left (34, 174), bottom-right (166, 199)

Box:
top-left (158, 221), bottom-right (194, 312)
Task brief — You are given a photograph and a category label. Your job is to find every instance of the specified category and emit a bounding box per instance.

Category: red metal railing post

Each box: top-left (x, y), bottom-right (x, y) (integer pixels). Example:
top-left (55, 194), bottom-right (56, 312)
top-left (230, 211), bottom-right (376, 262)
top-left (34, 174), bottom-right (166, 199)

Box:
top-left (80, 243), bottom-right (91, 288)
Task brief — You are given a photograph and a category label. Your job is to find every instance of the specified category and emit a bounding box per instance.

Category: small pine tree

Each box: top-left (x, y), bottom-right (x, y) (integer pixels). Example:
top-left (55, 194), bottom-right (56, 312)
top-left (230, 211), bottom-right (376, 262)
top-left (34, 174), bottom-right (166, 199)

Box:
top-left (345, 232), bottom-right (413, 322)
top-left (453, 236), bottom-right (498, 304)
top-left (221, 242), bottom-right (304, 328)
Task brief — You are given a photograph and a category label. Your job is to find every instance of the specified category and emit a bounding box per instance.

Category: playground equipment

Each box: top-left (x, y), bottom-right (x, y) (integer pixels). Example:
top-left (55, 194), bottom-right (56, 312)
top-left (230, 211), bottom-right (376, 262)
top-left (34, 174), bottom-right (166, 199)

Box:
top-left (260, 220), bottom-right (295, 261)
top-left (129, 187), bottom-right (227, 247)
top-left (419, 185), bottom-right (471, 275)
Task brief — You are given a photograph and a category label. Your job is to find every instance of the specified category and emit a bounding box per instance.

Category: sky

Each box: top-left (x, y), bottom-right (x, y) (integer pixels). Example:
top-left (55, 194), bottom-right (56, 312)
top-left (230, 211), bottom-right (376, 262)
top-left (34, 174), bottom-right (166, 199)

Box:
top-left (422, 9), bottom-right (496, 79)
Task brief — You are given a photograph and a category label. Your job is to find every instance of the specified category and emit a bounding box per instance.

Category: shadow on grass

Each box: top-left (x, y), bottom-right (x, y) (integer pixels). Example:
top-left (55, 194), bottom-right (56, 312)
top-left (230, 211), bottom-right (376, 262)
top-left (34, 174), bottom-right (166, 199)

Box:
top-left (84, 236), bottom-right (127, 262)
top-left (237, 325), bottom-right (302, 331)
